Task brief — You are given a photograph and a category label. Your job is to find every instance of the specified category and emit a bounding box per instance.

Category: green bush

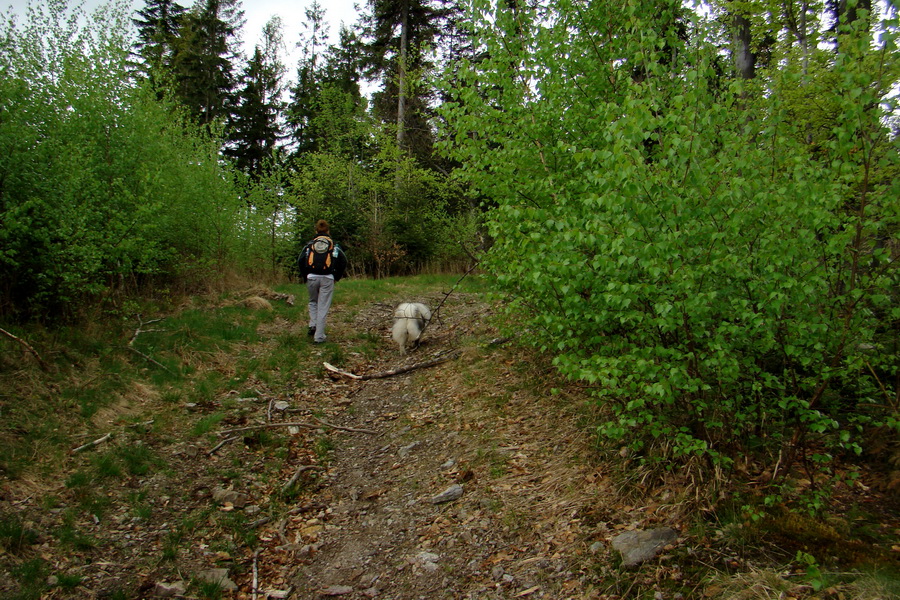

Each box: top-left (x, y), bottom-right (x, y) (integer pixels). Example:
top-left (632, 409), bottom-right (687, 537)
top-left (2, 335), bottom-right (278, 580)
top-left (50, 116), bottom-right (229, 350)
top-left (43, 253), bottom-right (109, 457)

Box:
top-left (440, 1), bottom-right (899, 477)
top-left (0, 1), bottom-right (244, 320)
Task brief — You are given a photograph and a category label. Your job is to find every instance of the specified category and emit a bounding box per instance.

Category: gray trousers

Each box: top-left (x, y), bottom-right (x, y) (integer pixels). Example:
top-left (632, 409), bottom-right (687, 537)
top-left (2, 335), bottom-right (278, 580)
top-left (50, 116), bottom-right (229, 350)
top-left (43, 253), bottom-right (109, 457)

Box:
top-left (307, 276), bottom-right (335, 342)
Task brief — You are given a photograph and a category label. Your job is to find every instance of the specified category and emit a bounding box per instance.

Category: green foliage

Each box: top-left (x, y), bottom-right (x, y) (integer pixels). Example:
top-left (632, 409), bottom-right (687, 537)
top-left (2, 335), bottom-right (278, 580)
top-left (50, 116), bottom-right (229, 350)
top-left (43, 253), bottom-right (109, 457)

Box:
top-left (117, 444), bottom-right (162, 476)
top-left (0, 0), bottom-right (246, 320)
top-left (314, 435), bottom-right (335, 461)
top-left (55, 518), bottom-right (97, 550)
top-left (216, 510), bottom-right (258, 548)
top-left (127, 491), bottom-right (153, 520)
top-left (0, 0), bottom-right (477, 323)
top-left (91, 452), bottom-right (124, 479)
top-left (191, 413), bottom-right (225, 437)
top-left (226, 35), bottom-right (285, 179)
top-left (54, 572), bottom-right (83, 590)
top-left (796, 550), bottom-right (828, 591)
top-left (194, 578), bottom-right (225, 600)
top-left (290, 141), bottom-right (472, 278)
top-left (439, 0), bottom-right (899, 480)
top-left (167, 0), bottom-right (242, 125)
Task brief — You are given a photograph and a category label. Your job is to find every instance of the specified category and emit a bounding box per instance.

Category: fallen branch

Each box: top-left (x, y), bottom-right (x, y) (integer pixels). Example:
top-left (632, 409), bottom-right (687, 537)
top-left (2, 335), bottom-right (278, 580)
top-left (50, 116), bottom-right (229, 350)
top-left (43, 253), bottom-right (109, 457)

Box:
top-left (248, 515), bottom-right (273, 529)
top-left (311, 416), bottom-right (377, 434)
top-left (324, 349), bottom-right (462, 381)
top-left (126, 315), bottom-right (175, 374)
top-left (208, 435), bottom-right (240, 455)
top-left (72, 432), bottom-right (113, 454)
top-left (251, 548), bottom-right (261, 600)
top-left (0, 327), bottom-right (50, 371)
top-left (322, 363), bottom-right (363, 380)
top-left (127, 346), bottom-right (177, 375)
top-left (281, 464), bottom-right (326, 493)
top-left (128, 315), bottom-right (166, 346)
top-left (219, 421), bottom-right (377, 436)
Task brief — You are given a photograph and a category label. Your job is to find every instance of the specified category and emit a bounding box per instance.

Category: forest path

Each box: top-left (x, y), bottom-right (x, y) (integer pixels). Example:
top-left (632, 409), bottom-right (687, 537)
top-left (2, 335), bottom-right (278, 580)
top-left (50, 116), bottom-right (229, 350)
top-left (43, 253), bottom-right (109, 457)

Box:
top-left (3, 285), bottom-right (895, 600)
top-left (270, 292), bottom-right (625, 600)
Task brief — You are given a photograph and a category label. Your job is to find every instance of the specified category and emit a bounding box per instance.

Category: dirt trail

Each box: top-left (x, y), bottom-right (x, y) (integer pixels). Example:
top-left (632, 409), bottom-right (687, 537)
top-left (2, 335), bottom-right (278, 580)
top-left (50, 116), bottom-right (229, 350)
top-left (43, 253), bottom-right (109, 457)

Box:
top-left (273, 293), bottom-right (620, 600)
top-left (0, 290), bottom-right (678, 600)
top-left (5, 288), bottom-right (898, 599)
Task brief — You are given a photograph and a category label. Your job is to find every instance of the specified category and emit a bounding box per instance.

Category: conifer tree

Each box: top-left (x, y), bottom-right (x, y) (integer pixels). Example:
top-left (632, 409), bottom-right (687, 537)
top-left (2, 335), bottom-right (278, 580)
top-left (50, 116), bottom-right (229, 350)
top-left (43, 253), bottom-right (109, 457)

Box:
top-left (170, 0), bottom-right (244, 125)
top-left (287, 18), bottom-right (368, 160)
top-left (286, 1), bottom-right (329, 155)
top-left (226, 17), bottom-right (285, 179)
top-left (317, 26), bottom-right (369, 158)
top-left (132, 0), bottom-right (187, 83)
top-left (361, 0), bottom-right (458, 163)
top-left (321, 25), bottom-right (364, 97)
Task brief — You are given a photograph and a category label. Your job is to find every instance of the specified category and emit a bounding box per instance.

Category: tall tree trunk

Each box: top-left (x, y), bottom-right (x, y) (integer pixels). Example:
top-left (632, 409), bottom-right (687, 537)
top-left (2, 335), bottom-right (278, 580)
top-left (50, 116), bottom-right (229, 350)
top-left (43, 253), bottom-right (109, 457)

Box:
top-left (800, 1), bottom-right (809, 74)
top-left (396, 0), bottom-right (409, 150)
top-left (732, 12), bottom-right (755, 80)
top-left (834, 0), bottom-right (872, 53)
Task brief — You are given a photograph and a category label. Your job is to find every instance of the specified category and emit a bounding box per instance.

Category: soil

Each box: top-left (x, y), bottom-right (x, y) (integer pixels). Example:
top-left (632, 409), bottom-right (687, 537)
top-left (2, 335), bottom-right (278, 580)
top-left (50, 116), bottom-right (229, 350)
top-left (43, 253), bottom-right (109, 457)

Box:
top-left (2, 289), bottom-right (898, 599)
top-left (282, 296), bottom-right (611, 600)
top-left (253, 292), bottom-right (627, 599)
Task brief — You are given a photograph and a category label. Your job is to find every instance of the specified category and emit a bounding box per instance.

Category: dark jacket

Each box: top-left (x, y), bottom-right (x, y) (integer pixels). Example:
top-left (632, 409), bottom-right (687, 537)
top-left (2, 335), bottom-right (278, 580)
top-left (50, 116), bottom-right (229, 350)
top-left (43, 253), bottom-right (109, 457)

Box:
top-left (298, 236), bottom-right (348, 282)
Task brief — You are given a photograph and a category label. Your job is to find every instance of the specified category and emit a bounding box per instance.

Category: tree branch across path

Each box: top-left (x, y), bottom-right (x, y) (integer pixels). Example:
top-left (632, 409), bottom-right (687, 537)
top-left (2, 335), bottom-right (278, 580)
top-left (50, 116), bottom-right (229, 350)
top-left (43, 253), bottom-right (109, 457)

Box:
top-left (323, 349), bottom-right (462, 381)
top-left (218, 419), bottom-right (378, 437)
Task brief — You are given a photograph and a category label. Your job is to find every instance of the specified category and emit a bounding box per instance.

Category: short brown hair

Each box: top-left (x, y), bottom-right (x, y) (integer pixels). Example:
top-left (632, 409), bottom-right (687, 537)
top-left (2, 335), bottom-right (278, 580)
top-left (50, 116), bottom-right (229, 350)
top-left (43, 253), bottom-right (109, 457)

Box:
top-left (315, 219), bottom-right (330, 235)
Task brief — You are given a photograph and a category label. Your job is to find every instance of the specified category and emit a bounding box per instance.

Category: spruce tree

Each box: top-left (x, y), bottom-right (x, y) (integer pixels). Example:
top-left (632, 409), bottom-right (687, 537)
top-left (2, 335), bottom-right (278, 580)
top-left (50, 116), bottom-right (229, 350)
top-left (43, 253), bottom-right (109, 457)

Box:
top-left (286, 1), bottom-right (329, 156)
top-left (170, 0), bottom-right (244, 125)
top-left (226, 18), bottom-right (285, 179)
top-left (132, 0), bottom-right (187, 83)
top-left (360, 0), bottom-right (458, 164)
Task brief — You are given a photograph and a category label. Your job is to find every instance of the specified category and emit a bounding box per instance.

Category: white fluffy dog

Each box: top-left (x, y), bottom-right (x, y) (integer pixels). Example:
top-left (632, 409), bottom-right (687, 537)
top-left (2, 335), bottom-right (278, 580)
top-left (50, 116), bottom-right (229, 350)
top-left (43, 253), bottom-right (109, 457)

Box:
top-left (392, 302), bottom-right (432, 354)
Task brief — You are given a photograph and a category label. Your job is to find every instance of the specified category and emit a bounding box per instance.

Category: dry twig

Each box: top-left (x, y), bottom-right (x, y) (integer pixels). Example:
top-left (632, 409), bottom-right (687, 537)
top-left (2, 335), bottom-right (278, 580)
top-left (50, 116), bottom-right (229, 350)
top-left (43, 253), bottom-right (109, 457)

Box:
top-left (127, 315), bottom-right (166, 346)
top-left (219, 421), bottom-right (377, 436)
top-left (251, 548), bottom-right (261, 600)
top-left (126, 315), bottom-right (175, 374)
top-left (208, 435), bottom-right (241, 455)
top-left (72, 432), bottom-right (113, 454)
top-left (323, 349), bottom-right (462, 381)
top-left (127, 346), bottom-right (176, 375)
top-left (0, 326), bottom-right (50, 371)
top-left (281, 464), bottom-right (326, 493)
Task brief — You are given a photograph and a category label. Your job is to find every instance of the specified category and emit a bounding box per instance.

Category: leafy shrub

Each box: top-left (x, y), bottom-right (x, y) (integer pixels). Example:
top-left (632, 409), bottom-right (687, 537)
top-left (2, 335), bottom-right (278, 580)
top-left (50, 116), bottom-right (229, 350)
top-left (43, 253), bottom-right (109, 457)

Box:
top-left (0, 1), bottom-right (244, 320)
top-left (440, 1), bottom-right (899, 479)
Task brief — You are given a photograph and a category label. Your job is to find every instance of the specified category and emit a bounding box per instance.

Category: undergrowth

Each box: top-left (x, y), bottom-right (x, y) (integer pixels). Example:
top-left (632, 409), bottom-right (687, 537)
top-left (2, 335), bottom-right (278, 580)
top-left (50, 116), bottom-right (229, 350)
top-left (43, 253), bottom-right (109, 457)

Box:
top-left (0, 274), bottom-right (485, 597)
top-left (0, 273), bottom-right (897, 598)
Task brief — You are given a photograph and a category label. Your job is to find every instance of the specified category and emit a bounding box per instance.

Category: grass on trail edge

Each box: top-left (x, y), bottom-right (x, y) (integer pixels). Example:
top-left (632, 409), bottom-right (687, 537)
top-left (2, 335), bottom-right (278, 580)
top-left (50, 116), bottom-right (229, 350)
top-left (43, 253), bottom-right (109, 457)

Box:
top-left (0, 273), bottom-right (897, 599)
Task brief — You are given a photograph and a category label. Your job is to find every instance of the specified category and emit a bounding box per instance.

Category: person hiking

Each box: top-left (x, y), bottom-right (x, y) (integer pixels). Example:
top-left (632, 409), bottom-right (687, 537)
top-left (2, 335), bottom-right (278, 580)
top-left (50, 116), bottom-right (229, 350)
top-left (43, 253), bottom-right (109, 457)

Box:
top-left (298, 219), bottom-right (348, 344)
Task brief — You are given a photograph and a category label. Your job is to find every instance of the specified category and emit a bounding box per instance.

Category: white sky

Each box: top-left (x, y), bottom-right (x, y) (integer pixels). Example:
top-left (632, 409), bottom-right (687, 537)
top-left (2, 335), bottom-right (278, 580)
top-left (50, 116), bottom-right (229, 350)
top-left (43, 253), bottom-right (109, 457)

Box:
top-left (1, 0), bottom-right (366, 69)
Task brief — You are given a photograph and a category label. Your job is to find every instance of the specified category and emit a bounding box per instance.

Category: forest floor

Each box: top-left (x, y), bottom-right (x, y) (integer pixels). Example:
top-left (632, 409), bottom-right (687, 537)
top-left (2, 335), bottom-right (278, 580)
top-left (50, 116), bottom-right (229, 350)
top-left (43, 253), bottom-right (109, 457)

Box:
top-left (1, 278), bottom-right (899, 599)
